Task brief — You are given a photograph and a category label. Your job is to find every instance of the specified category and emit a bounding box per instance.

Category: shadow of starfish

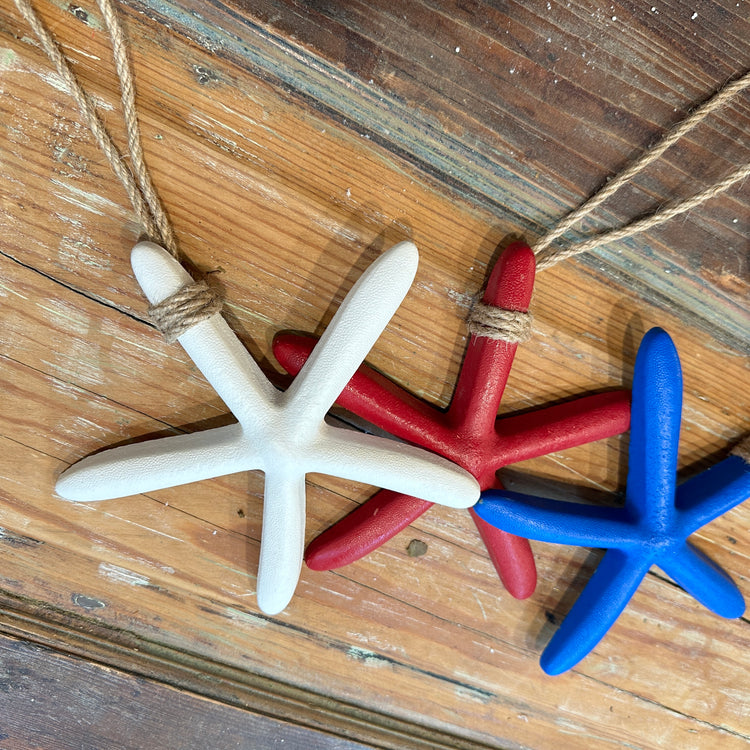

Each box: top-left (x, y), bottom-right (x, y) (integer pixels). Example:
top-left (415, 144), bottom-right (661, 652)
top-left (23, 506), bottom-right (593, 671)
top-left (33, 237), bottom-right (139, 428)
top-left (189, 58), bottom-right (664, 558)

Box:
top-left (475, 327), bottom-right (750, 674)
top-left (56, 241), bottom-right (479, 615)
top-left (273, 242), bottom-right (631, 598)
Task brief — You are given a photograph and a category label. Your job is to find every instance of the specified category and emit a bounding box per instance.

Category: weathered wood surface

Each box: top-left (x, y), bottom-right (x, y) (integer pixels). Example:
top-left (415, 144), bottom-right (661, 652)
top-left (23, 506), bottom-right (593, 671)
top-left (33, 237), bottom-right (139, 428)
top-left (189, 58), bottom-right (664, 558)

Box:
top-left (0, 1), bottom-right (748, 748)
top-left (165, 0), bottom-right (750, 348)
top-left (0, 631), bottom-right (370, 749)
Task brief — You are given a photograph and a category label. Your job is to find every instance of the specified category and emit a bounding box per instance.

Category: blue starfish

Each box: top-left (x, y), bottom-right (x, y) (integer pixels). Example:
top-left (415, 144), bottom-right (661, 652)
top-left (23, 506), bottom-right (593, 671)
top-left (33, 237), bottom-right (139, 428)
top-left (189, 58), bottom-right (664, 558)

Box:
top-left (475, 327), bottom-right (750, 675)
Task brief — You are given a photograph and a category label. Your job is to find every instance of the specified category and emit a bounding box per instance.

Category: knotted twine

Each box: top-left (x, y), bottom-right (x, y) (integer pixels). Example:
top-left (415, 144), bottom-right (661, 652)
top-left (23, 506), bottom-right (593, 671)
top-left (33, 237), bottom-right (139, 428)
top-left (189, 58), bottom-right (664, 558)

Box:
top-left (468, 67), bottom-right (750, 342)
top-left (14, 0), bottom-right (221, 342)
top-left (14, 0), bottom-right (750, 346)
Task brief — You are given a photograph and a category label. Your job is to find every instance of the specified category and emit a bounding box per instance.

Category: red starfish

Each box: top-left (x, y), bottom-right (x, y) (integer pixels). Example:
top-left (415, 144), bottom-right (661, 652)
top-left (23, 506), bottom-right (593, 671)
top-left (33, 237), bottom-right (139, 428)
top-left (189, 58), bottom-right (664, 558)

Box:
top-left (273, 243), bottom-right (630, 598)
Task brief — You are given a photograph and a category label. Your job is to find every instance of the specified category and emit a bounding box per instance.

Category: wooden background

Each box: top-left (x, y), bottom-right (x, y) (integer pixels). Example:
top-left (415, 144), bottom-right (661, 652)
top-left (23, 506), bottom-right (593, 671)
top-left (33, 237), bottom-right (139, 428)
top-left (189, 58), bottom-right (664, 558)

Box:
top-left (0, 0), bottom-right (748, 747)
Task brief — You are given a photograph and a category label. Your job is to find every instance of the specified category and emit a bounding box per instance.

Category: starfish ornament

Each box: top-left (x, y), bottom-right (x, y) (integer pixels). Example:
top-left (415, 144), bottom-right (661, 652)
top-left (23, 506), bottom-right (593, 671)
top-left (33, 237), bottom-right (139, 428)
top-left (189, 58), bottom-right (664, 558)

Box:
top-left (475, 327), bottom-right (750, 674)
top-left (273, 242), bottom-right (631, 598)
top-left (56, 241), bottom-right (480, 615)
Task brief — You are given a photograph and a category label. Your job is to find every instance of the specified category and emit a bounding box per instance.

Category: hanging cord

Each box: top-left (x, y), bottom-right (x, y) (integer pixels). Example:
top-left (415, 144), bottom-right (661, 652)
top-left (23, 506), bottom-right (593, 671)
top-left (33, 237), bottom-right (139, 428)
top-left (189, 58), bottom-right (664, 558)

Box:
top-left (468, 70), bottom-right (750, 341)
top-left (15, 0), bottom-right (747, 344)
top-left (14, 0), bottom-right (172, 254)
top-left (95, 0), bottom-right (178, 257)
top-left (534, 69), bottom-right (750, 270)
top-left (15, 0), bottom-right (219, 340)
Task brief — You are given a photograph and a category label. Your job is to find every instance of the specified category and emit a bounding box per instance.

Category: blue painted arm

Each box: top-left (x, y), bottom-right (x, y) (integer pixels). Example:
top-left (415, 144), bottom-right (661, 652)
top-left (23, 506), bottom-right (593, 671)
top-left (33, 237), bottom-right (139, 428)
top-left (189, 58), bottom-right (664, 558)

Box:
top-left (541, 549), bottom-right (651, 675)
top-left (474, 491), bottom-right (635, 547)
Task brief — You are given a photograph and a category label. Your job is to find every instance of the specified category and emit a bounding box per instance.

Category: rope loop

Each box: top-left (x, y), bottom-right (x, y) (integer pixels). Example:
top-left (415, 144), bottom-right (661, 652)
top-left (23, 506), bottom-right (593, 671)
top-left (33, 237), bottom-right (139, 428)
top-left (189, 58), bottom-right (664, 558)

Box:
top-left (533, 69), bottom-right (750, 268)
top-left (148, 281), bottom-right (223, 343)
top-left (467, 304), bottom-right (533, 343)
top-left (15, 0), bottom-right (750, 347)
top-left (14, 0), bottom-right (225, 340)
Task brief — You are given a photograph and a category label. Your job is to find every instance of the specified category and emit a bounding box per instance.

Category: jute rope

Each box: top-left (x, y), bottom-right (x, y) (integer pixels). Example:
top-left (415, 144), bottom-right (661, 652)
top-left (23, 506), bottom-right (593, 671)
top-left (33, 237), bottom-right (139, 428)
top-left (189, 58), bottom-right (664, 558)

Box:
top-left (14, 0), bottom-right (219, 339)
top-left (467, 305), bottom-right (533, 343)
top-left (96, 0), bottom-right (177, 257)
top-left (15, 0), bottom-right (748, 345)
top-left (148, 281), bottom-right (223, 343)
top-left (534, 69), bottom-right (750, 269)
top-left (468, 69), bottom-right (750, 342)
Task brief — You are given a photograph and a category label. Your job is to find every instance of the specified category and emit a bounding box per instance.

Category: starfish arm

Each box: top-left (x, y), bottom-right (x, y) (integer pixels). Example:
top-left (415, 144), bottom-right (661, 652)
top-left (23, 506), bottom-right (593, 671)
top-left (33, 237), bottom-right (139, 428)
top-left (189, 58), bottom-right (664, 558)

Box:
top-left (468, 507), bottom-right (537, 599)
top-left (282, 242), bottom-right (419, 426)
top-left (273, 333), bottom-right (454, 453)
top-left (626, 327), bottom-right (682, 523)
top-left (311, 426), bottom-right (480, 509)
top-left (675, 454), bottom-right (750, 536)
top-left (658, 541), bottom-right (745, 619)
top-left (541, 549), bottom-right (651, 675)
top-left (256, 471), bottom-right (307, 615)
top-left (449, 243), bottom-right (535, 435)
top-left (56, 424), bottom-right (251, 502)
top-left (305, 489), bottom-right (433, 570)
top-left (474, 490), bottom-right (638, 547)
top-left (131, 242), bottom-right (278, 425)
top-left (490, 390), bottom-right (631, 465)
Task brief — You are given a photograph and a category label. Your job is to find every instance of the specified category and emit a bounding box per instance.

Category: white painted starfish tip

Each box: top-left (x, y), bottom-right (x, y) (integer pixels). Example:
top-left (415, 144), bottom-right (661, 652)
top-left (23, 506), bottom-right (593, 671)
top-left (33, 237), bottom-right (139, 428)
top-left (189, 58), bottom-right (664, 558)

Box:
top-left (54, 472), bottom-right (78, 502)
top-left (130, 240), bottom-right (169, 278)
top-left (55, 463), bottom-right (104, 503)
top-left (390, 238), bottom-right (418, 256)
top-left (381, 239), bottom-right (419, 277)
top-left (130, 241), bottom-right (190, 305)
top-left (256, 587), bottom-right (293, 615)
top-left (453, 476), bottom-right (481, 508)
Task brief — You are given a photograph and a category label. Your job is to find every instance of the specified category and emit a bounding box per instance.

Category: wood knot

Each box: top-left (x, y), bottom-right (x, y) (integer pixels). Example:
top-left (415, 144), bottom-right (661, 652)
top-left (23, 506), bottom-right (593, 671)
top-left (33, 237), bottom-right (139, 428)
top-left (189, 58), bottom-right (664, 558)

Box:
top-left (406, 539), bottom-right (428, 557)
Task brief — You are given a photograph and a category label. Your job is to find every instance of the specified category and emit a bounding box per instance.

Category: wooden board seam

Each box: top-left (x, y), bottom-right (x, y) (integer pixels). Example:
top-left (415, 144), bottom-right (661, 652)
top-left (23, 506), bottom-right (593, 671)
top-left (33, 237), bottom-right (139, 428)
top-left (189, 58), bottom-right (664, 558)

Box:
top-left (0, 589), bottom-right (503, 750)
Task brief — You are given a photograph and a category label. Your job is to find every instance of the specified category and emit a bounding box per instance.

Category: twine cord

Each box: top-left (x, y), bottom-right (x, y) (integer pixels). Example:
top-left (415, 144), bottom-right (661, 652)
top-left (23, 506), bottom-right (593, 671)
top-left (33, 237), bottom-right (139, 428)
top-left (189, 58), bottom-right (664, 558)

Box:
top-left (14, 0), bottom-right (218, 340)
top-left (96, 0), bottom-right (177, 257)
top-left (14, 0), bottom-right (748, 345)
top-left (534, 69), bottom-right (750, 270)
top-left (148, 281), bottom-right (224, 343)
top-left (466, 304), bottom-right (533, 343)
top-left (540, 161), bottom-right (750, 264)
top-left (473, 69), bottom-right (750, 341)
top-left (14, 0), bottom-right (160, 249)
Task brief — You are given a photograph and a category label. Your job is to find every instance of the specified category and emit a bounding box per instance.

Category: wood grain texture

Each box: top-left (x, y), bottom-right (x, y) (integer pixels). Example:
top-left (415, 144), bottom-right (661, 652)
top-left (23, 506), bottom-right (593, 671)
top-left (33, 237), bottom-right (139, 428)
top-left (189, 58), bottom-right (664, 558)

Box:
top-left (146, 0), bottom-right (750, 347)
top-left (0, 631), bottom-right (371, 750)
top-left (0, 0), bottom-right (748, 748)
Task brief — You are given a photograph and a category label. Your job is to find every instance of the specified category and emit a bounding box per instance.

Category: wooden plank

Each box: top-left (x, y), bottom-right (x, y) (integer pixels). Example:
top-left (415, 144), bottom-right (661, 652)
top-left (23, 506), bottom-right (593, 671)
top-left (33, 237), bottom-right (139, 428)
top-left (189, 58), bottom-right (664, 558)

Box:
top-left (130, 0), bottom-right (750, 346)
top-left (0, 631), bottom-right (372, 750)
top-left (0, 1), bottom-right (748, 749)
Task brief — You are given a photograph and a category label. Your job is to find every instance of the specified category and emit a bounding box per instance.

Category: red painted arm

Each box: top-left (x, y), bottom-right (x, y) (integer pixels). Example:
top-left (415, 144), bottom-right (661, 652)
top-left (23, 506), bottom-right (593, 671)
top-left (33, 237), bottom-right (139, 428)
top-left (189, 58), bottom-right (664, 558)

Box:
top-left (449, 242), bottom-right (535, 436)
top-left (491, 390), bottom-right (631, 466)
top-left (469, 509), bottom-right (536, 599)
top-left (305, 490), bottom-right (433, 570)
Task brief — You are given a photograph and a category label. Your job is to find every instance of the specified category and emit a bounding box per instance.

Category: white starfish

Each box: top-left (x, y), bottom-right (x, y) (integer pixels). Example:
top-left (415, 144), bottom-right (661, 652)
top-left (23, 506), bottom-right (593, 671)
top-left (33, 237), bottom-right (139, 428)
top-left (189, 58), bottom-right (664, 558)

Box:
top-left (56, 241), bottom-right (479, 614)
